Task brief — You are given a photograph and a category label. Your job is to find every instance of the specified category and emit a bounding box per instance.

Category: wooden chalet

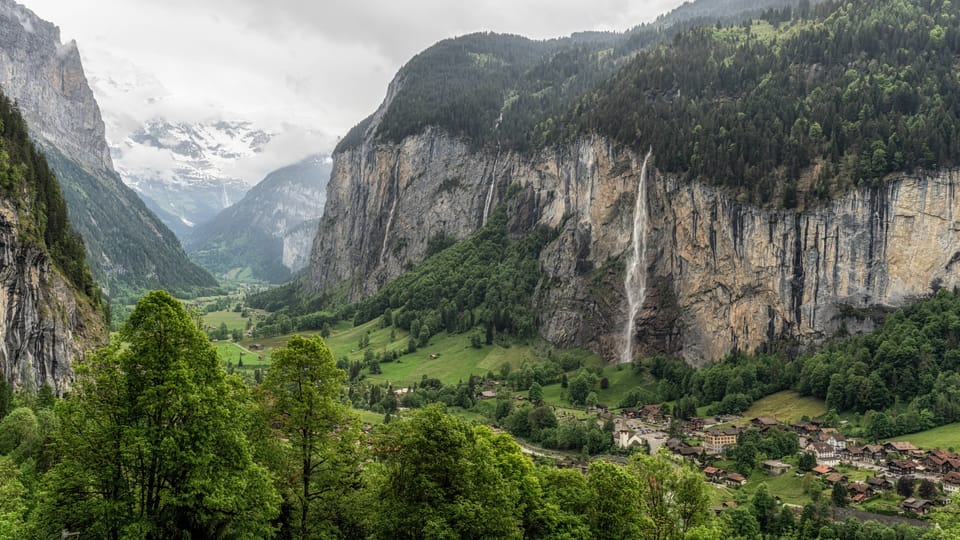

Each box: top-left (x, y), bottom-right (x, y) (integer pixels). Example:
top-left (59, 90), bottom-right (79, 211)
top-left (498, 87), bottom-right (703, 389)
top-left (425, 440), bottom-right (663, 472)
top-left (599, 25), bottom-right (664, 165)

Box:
top-left (902, 497), bottom-right (933, 515)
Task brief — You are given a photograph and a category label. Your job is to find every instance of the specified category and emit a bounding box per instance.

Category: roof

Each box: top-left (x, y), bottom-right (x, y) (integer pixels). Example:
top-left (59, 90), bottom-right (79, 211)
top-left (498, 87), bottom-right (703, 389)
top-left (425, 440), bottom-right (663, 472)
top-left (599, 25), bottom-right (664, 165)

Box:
top-left (812, 464), bottom-right (834, 475)
top-left (864, 445), bottom-right (884, 453)
top-left (762, 460), bottom-right (791, 469)
top-left (848, 482), bottom-right (871, 494)
top-left (902, 498), bottom-right (932, 509)
top-left (752, 417), bottom-right (780, 425)
top-left (807, 442), bottom-right (834, 454)
top-left (824, 473), bottom-right (846, 484)
top-left (944, 471), bottom-right (960, 485)
top-left (727, 473), bottom-right (747, 482)
top-left (703, 467), bottom-right (721, 474)
top-left (887, 441), bottom-right (919, 452)
top-left (866, 476), bottom-right (891, 486)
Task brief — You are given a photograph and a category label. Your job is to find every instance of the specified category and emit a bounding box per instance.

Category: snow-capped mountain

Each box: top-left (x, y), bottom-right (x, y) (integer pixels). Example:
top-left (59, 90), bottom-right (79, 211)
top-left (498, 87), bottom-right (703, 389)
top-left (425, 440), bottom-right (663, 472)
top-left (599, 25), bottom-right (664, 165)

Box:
top-left (111, 119), bottom-right (274, 239)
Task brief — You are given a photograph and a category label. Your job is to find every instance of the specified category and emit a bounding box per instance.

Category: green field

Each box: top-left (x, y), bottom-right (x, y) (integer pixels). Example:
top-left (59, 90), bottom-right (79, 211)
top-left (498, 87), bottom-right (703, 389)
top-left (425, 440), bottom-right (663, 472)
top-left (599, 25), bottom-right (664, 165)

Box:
top-left (742, 391), bottom-right (827, 424)
top-left (539, 363), bottom-right (654, 410)
top-left (885, 422), bottom-right (960, 451)
top-left (367, 333), bottom-right (539, 388)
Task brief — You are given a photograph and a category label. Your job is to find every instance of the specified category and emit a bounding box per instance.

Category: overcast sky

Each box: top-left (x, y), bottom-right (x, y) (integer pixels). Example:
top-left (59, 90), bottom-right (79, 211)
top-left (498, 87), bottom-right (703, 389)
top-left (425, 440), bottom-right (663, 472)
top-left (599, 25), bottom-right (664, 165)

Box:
top-left (24, 0), bottom-right (683, 181)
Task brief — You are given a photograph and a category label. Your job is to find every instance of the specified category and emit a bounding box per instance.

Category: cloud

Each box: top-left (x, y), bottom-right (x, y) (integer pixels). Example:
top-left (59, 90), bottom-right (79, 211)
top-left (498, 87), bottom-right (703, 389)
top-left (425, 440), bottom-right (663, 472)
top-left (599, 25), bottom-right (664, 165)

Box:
top-left (24, 0), bottom-right (685, 167)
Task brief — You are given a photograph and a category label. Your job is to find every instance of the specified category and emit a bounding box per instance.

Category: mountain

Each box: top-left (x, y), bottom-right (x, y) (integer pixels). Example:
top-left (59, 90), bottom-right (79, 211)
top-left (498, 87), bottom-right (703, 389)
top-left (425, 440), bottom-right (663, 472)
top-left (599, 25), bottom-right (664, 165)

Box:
top-left (0, 0), bottom-right (217, 300)
top-left (0, 91), bottom-right (105, 392)
top-left (305, 0), bottom-right (960, 365)
top-left (113, 119), bottom-right (272, 239)
top-left (187, 155), bottom-right (331, 283)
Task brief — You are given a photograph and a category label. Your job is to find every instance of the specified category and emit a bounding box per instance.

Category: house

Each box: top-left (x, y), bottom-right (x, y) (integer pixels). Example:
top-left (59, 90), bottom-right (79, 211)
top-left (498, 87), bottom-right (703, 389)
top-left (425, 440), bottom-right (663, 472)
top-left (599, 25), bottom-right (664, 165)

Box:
top-left (824, 473), bottom-right (849, 486)
top-left (924, 455), bottom-right (950, 475)
top-left (812, 464), bottom-right (835, 476)
top-left (678, 446), bottom-right (704, 460)
top-left (822, 431), bottom-right (849, 450)
top-left (751, 417), bottom-right (781, 431)
top-left (887, 459), bottom-right (920, 476)
top-left (806, 442), bottom-right (836, 463)
top-left (703, 467), bottom-right (725, 482)
top-left (847, 482), bottom-right (875, 500)
top-left (762, 460), bottom-right (793, 476)
top-left (842, 446), bottom-right (865, 463)
top-left (726, 473), bottom-right (748, 487)
top-left (902, 498), bottom-right (933, 515)
top-left (866, 476), bottom-right (894, 491)
top-left (863, 445), bottom-right (886, 462)
top-left (640, 404), bottom-right (666, 423)
top-left (685, 417), bottom-right (706, 431)
top-left (705, 427), bottom-right (740, 453)
top-left (478, 390), bottom-right (497, 400)
top-left (885, 441), bottom-right (919, 455)
top-left (942, 471), bottom-right (960, 494)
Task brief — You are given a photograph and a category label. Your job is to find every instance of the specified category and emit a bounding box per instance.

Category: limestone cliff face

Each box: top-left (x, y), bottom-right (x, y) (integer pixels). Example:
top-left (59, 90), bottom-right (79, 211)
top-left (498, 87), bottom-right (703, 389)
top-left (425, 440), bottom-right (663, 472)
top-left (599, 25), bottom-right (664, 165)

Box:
top-left (0, 0), bottom-right (112, 173)
top-left (0, 205), bottom-right (103, 393)
top-left (308, 125), bottom-right (960, 365)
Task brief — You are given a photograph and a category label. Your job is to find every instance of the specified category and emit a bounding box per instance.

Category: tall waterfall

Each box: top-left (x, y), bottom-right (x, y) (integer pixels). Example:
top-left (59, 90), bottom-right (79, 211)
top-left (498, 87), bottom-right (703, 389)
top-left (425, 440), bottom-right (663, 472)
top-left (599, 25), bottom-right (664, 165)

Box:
top-left (621, 150), bottom-right (652, 364)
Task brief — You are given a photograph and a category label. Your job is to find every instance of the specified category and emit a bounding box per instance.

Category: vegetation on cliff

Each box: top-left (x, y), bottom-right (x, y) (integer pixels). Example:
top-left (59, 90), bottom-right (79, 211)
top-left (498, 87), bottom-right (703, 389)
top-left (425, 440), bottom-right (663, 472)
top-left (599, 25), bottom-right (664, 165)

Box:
top-left (0, 92), bottom-right (99, 306)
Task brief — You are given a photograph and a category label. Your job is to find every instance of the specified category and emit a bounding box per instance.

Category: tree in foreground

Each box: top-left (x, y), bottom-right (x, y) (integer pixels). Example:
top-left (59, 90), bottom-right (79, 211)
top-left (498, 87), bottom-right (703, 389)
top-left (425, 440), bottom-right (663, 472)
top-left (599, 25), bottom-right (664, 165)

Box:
top-left (369, 404), bottom-right (543, 539)
top-left (262, 335), bottom-right (364, 539)
top-left (34, 290), bottom-right (278, 539)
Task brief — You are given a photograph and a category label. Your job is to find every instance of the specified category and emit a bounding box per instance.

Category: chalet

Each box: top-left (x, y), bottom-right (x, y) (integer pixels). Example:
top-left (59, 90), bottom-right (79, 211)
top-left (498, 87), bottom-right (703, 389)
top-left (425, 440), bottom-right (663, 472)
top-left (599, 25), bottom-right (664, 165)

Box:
top-left (942, 471), bottom-right (960, 494)
top-left (930, 449), bottom-right (959, 461)
top-left (863, 445), bottom-right (886, 462)
top-left (885, 441), bottom-right (919, 455)
top-left (793, 422), bottom-right (820, 436)
top-left (677, 446), bottom-right (704, 460)
top-left (948, 458), bottom-right (960, 473)
top-left (886, 459), bottom-right (920, 476)
top-left (847, 482), bottom-right (875, 501)
top-left (703, 467), bottom-right (725, 482)
top-left (685, 417), bottom-right (706, 431)
top-left (478, 390), bottom-right (498, 400)
top-left (866, 476), bottom-right (894, 491)
top-left (902, 497), bottom-right (933, 515)
top-left (842, 446), bottom-right (865, 463)
top-left (924, 455), bottom-right (951, 475)
top-left (249, 344), bottom-right (264, 351)
top-left (751, 417), bottom-right (781, 431)
top-left (824, 473), bottom-right (849, 486)
top-left (805, 442), bottom-right (836, 463)
top-left (640, 404), bottom-right (666, 423)
top-left (705, 427), bottom-right (740, 453)
top-left (726, 473), bottom-right (748, 487)
top-left (762, 460), bottom-right (792, 476)
top-left (811, 464), bottom-right (835, 476)
top-left (595, 404), bottom-right (609, 413)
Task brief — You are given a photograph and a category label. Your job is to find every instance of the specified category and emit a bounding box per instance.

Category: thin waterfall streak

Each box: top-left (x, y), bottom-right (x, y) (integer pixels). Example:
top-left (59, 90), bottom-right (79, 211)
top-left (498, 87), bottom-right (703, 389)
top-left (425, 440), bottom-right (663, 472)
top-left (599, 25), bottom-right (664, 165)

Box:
top-left (621, 150), bottom-right (652, 364)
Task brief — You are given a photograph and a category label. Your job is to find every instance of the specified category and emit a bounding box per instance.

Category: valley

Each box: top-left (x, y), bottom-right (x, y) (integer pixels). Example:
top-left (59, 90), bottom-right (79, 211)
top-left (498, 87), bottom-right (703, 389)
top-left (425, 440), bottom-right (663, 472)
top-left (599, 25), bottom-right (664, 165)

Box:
top-left (3, 0), bottom-right (960, 537)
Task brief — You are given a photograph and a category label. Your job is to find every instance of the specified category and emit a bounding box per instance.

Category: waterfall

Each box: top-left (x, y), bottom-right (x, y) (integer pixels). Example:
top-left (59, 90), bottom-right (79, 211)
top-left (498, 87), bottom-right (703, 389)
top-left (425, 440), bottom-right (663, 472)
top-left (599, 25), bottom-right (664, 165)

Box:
top-left (621, 150), bottom-right (653, 364)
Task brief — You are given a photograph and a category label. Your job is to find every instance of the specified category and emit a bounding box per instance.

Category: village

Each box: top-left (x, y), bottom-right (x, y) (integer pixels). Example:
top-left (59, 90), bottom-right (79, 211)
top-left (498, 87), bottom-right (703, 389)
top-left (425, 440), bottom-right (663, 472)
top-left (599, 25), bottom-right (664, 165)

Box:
top-left (605, 404), bottom-right (960, 517)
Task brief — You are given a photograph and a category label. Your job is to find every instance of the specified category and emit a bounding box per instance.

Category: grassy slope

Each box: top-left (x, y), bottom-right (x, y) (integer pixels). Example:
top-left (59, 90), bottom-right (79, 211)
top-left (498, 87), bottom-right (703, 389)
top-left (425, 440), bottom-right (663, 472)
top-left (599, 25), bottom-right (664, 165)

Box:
top-left (883, 423), bottom-right (960, 451)
top-left (741, 391), bottom-right (827, 424)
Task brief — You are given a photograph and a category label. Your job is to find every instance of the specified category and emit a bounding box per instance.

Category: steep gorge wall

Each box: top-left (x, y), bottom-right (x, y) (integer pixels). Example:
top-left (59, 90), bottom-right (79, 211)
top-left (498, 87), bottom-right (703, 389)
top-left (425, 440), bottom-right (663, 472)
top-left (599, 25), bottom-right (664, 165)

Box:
top-left (308, 129), bottom-right (960, 365)
top-left (0, 205), bottom-right (104, 393)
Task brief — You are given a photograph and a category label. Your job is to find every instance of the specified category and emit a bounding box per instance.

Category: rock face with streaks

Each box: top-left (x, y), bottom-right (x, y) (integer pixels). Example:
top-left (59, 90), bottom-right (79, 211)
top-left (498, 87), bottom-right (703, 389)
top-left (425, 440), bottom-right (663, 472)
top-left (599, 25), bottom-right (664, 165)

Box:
top-left (0, 202), bottom-right (104, 394)
top-left (308, 116), bottom-right (960, 364)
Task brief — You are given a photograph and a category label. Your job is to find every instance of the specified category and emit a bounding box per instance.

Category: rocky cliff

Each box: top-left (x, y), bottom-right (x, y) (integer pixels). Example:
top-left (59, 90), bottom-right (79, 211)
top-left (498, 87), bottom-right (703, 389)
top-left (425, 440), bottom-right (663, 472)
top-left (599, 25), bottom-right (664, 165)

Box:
top-left (308, 126), bottom-right (960, 365)
top-left (0, 0), bottom-right (216, 297)
top-left (0, 204), bottom-right (103, 393)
